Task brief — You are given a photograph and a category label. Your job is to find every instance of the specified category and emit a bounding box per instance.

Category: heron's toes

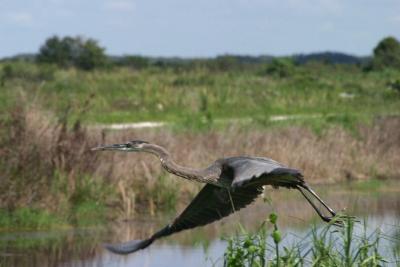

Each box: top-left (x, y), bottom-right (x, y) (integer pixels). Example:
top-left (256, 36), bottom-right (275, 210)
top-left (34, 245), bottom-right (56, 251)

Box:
top-left (330, 217), bottom-right (345, 227)
top-left (332, 220), bottom-right (345, 227)
top-left (325, 214), bottom-right (358, 227)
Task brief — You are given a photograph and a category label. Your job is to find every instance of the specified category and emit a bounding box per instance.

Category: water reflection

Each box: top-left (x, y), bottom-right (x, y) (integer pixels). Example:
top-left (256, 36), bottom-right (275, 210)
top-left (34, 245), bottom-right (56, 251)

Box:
top-left (1, 181), bottom-right (399, 267)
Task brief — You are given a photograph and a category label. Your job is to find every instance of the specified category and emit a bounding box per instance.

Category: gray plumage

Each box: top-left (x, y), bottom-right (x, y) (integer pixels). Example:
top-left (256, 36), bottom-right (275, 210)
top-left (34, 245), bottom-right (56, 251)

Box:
top-left (92, 140), bottom-right (338, 255)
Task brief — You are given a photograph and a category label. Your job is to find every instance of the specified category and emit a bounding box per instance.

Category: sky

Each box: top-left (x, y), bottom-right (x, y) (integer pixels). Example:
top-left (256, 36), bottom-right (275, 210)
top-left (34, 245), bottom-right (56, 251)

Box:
top-left (1, 0), bottom-right (400, 58)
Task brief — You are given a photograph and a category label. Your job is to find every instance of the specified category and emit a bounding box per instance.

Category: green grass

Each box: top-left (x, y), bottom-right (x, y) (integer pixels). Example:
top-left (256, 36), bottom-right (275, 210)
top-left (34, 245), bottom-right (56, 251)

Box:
top-left (349, 179), bottom-right (384, 192)
top-left (1, 62), bottom-right (399, 128)
top-left (0, 208), bottom-right (65, 230)
top-left (0, 203), bottom-right (107, 230)
top-left (221, 213), bottom-right (399, 267)
top-left (72, 201), bottom-right (107, 226)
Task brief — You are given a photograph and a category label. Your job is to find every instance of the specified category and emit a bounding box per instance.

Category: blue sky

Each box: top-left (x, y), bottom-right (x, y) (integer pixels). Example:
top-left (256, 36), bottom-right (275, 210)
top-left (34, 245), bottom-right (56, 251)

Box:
top-left (1, 0), bottom-right (399, 58)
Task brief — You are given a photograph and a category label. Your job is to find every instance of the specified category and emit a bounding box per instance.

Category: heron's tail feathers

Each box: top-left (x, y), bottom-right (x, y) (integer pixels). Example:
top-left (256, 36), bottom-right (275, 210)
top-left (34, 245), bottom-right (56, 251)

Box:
top-left (104, 238), bottom-right (153, 255)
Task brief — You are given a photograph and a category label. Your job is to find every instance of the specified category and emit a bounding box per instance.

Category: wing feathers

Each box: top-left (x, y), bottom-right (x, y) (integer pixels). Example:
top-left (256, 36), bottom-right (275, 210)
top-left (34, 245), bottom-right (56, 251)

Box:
top-left (223, 157), bottom-right (304, 188)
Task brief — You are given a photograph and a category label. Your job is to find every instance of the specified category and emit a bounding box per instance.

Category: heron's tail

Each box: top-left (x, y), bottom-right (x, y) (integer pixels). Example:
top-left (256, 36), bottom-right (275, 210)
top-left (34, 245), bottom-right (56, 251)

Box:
top-left (104, 238), bottom-right (153, 255)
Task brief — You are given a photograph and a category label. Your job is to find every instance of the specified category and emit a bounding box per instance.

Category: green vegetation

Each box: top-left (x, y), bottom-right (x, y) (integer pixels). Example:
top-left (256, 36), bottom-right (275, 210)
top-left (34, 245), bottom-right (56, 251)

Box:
top-left (1, 61), bottom-right (399, 126)
top-left (372, 36), bottom-right (400, 70)
top-left (348, 179), bottom-right (384, 192)
top-left (0, 208), bottom-right (64, 230)
top-left (0, 35), bottom-right (399, 127)
top-left (222, 214), bottom-right (397, 267)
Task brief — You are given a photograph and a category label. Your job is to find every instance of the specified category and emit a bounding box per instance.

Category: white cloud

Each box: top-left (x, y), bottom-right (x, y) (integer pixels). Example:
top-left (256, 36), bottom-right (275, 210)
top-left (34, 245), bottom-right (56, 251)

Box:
top-left (5, 12), bottom-right (33, 26)
top-left (104, 0), bottom-right (136, 12)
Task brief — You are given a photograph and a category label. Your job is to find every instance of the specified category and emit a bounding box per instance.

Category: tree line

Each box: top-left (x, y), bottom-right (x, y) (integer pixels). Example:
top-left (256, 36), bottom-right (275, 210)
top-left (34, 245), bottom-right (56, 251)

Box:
top-left (3, 35), bottom-right (400, 71)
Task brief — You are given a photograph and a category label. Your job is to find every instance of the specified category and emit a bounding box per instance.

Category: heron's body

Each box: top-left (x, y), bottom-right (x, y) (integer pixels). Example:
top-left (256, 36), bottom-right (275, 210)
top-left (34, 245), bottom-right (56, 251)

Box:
top-left (92, 141), bottom-right (339, 255)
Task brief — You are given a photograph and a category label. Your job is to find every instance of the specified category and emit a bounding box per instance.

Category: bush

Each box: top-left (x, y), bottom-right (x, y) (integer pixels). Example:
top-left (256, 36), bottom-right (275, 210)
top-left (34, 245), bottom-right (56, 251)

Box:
top-left (372, 36), bottom-right (400, 70)
top-left (264, 58), bottom-right (295, 78)
top-left (214, 55), bottom-right (240, 71)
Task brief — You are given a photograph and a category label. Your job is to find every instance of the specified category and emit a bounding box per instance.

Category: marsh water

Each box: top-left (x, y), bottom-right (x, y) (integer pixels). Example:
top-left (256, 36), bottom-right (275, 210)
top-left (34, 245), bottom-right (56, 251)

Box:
top-left (1, 180), bottom-right (399, 267)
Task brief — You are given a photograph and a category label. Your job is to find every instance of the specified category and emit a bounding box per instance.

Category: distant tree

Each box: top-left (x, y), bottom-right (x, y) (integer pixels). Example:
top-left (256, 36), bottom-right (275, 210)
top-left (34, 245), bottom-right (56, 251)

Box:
top-left (37, 36), bottom-right (70, 66)
top-left (37, 36), bottom-right (107, 70)
top-left (372, 36), bottom-right (400, 70)
top-left (294, 52), bottom-right (361, 65)
top-left (76, 39), bottom-right (107, 70)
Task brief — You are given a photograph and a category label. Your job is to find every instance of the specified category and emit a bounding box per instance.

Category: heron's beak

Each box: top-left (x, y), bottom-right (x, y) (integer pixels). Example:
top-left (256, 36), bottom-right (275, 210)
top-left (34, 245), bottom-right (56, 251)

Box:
top-left (91, 143), bottom-right (128, 151)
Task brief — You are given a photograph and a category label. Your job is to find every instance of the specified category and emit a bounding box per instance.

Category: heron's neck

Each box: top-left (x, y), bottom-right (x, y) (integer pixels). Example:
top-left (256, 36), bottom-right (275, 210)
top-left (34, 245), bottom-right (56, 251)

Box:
top-left (145, 144), bottom-right (217, 184)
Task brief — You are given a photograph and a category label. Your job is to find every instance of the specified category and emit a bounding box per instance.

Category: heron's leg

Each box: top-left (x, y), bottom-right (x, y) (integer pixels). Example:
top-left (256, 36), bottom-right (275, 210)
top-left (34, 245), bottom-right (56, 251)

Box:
top-left (296, 186), bottom-right (332, 222)
top-left (296, 185), bottom-right (343, 226)
top-left (298, 184), bottom-right (336, 217)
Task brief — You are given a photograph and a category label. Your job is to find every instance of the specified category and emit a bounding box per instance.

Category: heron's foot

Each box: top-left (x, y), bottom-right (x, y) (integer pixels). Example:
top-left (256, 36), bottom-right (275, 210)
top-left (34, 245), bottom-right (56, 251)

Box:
top-left (322, 214), bottom-right (358, 227)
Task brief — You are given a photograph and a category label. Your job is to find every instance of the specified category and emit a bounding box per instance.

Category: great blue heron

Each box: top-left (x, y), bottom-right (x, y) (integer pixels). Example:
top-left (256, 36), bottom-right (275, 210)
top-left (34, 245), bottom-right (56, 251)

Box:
top-left (92, 140), bottom-right (339, 255)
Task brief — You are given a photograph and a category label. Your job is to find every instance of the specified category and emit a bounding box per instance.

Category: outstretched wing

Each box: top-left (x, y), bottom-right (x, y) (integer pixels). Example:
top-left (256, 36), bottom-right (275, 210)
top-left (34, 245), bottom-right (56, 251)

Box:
top-left (223, 157), bottom-right (304, 188)
top-left (105, 183), bottom-right (263, 255)
top-left (169, 183), bottom-right (263, 231)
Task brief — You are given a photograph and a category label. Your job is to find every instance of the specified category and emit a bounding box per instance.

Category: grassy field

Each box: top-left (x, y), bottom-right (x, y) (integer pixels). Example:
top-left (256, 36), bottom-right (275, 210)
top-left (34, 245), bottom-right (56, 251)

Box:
top-left (0, 61), bottom-right (400, 227)
top-left (1, 61), bottom-right (399, 126)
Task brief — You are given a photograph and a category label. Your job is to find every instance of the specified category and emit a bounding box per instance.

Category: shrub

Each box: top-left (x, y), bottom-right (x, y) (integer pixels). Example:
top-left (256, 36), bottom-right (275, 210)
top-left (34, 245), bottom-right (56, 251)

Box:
top-left (372, 36), bottom-right (400, 70)
top-left (264, 58), bottom-right (295, 78)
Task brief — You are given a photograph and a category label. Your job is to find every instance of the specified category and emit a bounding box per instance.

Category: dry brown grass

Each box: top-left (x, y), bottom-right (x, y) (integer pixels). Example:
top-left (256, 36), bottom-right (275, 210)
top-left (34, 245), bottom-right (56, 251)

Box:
top-left (0, 103), bottom-right (399, 219)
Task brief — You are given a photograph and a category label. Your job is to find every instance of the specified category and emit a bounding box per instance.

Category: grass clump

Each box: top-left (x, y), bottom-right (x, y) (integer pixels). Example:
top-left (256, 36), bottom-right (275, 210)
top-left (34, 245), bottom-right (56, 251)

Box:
top-left (72, 201), bottom-right (107, 226)
top-left (222, 214), bottom-right (397, 267)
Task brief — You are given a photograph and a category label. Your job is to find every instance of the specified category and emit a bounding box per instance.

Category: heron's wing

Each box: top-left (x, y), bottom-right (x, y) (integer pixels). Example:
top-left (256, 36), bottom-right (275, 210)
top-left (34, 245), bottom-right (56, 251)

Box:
top-left (223, 157), bottom-right (339, 225)
top-left (105, 183), bottom-right (263, 255)
top-left (169, 183), bottom-right (263, 231)
top-left (223, 157), bottom-right (304, 188)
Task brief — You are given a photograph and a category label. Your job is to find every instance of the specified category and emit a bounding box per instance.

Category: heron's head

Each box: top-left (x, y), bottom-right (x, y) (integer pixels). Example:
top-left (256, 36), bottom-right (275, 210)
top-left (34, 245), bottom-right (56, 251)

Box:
top-left (91, 140), bottom-right (150, 152)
